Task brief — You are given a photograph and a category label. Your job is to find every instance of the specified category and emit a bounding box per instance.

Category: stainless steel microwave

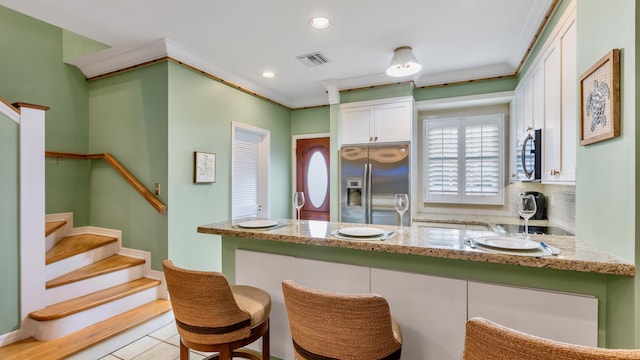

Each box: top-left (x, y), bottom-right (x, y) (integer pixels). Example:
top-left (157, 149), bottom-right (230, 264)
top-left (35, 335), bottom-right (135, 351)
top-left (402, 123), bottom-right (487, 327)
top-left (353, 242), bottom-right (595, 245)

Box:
top-left (514, 129), bottom-right (541, 181)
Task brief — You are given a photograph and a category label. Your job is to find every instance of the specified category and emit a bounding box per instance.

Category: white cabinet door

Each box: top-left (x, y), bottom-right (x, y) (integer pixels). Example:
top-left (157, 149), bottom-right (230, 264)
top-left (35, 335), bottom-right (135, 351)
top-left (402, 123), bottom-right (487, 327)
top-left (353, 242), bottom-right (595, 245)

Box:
top-left (371, 268), bottom-right (467, 360)
top-left (532, 63), bottom-right (545, 131)
top-left (542, 41), bottom-right (562, 182)
top-left (293, 257), bottom-right (370, 293)
top-left (509, 95), bottom-right (518, 182)
top-left (558, 18), bottom-right (577, 183)
top-left (374, 101), bottom-right (412, 143)
top-left (542, 18), bottom-right (576, 184)
top-left (340, 98), bottom-right (413, 145)
top-left (236, 252), bottom-right (371, 360)
top-left (340, 105), bottom-right (374, 145)
top-left (468, 281), bottom-right (598, 347)
top-left (236, 250), bottom-right (295, 359)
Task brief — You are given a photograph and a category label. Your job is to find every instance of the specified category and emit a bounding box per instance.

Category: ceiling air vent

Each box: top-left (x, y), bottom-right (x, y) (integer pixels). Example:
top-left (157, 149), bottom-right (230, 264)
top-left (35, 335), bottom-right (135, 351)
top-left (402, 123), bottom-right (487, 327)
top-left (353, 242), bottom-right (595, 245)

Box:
top-left (296, 52), bottom-right (329, 67)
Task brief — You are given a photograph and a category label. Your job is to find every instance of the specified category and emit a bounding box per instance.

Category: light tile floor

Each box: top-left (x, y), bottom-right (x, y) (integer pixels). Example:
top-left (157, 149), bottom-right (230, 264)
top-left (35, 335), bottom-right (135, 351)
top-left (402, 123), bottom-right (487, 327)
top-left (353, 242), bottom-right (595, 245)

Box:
top-left (98, 321), bottom-right (216, 360)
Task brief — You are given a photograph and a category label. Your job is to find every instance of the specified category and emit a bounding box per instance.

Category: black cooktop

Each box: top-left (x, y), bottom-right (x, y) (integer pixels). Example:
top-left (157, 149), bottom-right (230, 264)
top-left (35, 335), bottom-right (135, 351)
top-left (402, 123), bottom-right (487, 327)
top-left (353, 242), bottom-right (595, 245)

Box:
top-left (494, 224), bottom-right (574, 236)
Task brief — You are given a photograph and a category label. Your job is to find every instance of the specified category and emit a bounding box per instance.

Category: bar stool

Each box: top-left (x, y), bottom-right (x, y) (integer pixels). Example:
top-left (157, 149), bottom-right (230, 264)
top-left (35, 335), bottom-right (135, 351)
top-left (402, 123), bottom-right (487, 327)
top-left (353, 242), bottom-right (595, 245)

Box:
top-left (162, 260), bottom-right (270, 360)
top-left (282, 280), bottom-right (402, 360)
top-left (463, 317), bottom-right (640, 359)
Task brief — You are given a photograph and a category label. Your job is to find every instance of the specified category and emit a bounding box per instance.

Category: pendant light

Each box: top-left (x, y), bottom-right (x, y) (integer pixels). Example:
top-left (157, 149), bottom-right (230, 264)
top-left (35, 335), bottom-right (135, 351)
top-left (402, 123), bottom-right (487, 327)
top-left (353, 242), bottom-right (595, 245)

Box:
top-left (386, 46), bottom-right (422, 77)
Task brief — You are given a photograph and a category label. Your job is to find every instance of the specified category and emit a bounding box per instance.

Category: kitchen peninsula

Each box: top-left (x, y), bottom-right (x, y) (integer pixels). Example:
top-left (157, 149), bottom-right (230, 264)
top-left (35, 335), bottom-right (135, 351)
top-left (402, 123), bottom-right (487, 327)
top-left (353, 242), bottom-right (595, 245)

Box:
top-left (198, 219), bottom-right (634, 359)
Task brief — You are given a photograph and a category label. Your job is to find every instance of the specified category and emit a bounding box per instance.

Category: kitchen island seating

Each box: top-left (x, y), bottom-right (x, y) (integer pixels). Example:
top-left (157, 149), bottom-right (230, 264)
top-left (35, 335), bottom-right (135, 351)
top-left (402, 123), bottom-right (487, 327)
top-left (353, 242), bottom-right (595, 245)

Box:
top-left (282, 280), bottom-right (402, 360)
top-left (162, 260), bottom-right (271, 360)
top-left (463, 317), bottom-right (640, 359)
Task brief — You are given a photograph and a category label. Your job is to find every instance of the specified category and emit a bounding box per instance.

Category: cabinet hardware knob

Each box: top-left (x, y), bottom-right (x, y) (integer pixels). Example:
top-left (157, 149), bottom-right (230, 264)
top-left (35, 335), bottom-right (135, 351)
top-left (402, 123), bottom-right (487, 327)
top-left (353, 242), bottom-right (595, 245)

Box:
top-left (369, 136), bottom-right (373, 142)
top-left (551, 169), bottom-right (560, 176)
top-left (374, 136), bottom-right (378, 142)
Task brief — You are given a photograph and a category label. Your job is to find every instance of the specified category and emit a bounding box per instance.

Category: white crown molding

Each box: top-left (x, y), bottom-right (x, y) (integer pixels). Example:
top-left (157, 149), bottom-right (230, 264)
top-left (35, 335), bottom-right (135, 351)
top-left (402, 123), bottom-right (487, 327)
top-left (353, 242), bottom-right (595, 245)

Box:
top-left (65, 38), bottom-right (170, 79)
top-left (65, 38), bottom-right (309, 108)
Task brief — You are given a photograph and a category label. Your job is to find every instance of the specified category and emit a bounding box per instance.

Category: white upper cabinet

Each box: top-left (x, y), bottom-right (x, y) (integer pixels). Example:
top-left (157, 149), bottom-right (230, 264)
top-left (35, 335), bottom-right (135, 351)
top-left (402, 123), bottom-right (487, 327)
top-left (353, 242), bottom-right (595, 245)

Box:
top-left (543, 15), bottom-right (577, 183)
top-left (340, 97), bottom-right (413, 145)
top-left (510, 5), bottom-right (576, 184)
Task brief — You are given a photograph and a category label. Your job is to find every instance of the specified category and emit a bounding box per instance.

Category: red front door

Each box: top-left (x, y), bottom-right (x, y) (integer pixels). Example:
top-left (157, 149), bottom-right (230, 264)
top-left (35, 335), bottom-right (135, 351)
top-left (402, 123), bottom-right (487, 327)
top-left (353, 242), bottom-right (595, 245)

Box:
top-left (296, 137), bottom-right (330, 221)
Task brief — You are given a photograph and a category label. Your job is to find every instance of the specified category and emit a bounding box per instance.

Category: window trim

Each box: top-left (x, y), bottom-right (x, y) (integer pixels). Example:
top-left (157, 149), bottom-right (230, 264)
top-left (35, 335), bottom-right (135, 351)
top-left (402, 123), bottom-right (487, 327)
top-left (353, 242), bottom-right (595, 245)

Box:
top-left (423, 114), bottom-right (505, 205)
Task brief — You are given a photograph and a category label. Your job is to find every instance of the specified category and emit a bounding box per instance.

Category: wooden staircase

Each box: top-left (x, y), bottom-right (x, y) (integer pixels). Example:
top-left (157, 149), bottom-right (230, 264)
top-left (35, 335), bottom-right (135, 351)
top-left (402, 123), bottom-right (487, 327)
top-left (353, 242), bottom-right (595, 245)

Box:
top-left (0, 214), bottom-right (173, 359)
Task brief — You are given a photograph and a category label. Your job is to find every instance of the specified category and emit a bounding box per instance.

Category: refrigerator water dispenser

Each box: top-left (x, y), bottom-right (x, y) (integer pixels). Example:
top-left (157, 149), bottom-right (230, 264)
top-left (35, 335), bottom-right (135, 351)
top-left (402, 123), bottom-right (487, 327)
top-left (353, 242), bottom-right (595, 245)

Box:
top-left (346, 177), bottom-right (362, 206)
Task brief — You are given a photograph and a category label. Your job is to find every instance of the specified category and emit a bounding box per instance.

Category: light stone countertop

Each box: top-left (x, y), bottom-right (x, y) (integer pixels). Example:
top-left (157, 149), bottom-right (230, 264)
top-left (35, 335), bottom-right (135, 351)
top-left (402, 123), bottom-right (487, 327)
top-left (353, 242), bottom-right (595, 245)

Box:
top-left (197, 218), bottom-right (634, 277)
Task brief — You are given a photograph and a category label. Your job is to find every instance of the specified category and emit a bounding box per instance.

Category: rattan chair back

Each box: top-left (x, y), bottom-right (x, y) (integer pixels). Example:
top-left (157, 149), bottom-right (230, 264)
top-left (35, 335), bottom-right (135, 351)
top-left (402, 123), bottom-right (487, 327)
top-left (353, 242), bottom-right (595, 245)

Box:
top-left (282, 280), bottom-right (402, 360)
top-left (463, 317), bottom-right (640, 360)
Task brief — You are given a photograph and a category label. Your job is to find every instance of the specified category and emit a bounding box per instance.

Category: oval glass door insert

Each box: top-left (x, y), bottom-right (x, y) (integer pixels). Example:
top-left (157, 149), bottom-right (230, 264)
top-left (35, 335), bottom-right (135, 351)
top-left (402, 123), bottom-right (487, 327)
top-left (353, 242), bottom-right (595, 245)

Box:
top-left (307, 150), bottom-right (328, 207)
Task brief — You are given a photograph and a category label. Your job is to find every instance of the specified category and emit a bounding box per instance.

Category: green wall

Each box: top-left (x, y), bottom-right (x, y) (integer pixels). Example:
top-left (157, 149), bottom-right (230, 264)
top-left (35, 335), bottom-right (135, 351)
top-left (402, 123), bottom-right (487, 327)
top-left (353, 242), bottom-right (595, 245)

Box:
top-left (291, 106), bottom-right (330, 135)
top-left (340, 82), bottom-right (414, 104)
top-left (0, 114), bottom-right (19, 334)
top-left (574, 0), bottom-right (638, 348)
top-left (167, 63), bottom-right (292, 271)
top-left (414, 77), bottom-right (518, 102)
top-left (575, 0), bottom-right (636, 260)
top-left (0, 7), bottom-right (91, 226)
top-left (88, 62), bottom-right (169, 270)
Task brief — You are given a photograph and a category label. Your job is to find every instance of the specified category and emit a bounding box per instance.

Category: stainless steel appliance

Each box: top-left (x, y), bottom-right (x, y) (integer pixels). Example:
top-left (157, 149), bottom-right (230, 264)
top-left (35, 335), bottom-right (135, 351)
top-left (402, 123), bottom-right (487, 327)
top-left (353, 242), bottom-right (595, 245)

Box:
top-left (340, 143), bottom-right (410, 225)
top-left (515, 129), bottom-right (542, 181)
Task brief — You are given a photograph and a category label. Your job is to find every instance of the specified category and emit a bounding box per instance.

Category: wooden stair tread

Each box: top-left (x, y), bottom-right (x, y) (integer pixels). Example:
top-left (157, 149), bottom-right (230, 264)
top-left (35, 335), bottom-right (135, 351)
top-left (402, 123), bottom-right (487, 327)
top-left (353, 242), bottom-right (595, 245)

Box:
top-left (0, 299), bottom-right (172, 360)
top-left (45, 221), bottom-right (67, 237)
top-left (29, 278), bottom-right (161, 321)
top-left (46, 254), bottom-right (146, 289)
top-left (45, 233), bottom-right (118, 265)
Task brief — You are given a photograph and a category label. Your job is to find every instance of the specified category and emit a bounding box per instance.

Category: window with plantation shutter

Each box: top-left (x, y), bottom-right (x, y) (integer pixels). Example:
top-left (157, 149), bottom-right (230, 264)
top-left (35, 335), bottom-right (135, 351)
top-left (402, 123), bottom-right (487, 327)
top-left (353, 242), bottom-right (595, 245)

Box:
top-left (424, 114), bottom-right (504, 205)
top-left (231, 123), bottom-right (270, 220)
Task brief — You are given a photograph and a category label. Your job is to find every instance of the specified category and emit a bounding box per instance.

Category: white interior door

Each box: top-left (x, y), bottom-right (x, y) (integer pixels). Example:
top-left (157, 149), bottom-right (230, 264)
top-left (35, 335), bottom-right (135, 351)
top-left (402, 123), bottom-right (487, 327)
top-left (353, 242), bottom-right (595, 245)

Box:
top-left (231, 123), bottom-right (270, 220)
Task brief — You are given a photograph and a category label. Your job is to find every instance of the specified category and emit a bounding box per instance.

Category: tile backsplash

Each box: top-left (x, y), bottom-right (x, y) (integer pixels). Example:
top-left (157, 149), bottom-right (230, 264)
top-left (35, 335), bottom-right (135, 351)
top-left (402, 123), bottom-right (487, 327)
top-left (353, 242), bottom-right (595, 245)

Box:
top-left (543, 184), bottom-right (576, 232)
top-left (420, 182), bottom-right (576, 233)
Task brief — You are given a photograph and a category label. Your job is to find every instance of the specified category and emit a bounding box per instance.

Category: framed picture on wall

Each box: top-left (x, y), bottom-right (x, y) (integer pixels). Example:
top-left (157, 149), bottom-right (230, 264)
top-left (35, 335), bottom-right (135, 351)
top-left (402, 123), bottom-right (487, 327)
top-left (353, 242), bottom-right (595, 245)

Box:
top-left (579, 49), bottom-right (620, 146)
top-left (194, 151), bottom-right (216, 183)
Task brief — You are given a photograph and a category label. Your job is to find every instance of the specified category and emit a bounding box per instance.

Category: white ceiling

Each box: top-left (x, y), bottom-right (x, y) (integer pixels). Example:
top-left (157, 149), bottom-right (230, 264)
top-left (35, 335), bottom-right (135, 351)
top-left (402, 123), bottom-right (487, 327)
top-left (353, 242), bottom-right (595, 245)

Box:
top-left (0, 0), bottom-right (555, 109)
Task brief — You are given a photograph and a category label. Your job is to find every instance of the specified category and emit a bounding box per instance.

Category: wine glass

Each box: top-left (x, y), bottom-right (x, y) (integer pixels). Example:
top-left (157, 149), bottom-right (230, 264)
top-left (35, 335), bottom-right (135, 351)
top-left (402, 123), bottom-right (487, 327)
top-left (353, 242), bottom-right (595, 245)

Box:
top-left (518, 193), bottom-right (537, 239)
top-left (293, 192), bottom-right (305, 224)
top-left (394, 194), bottom-right (409, 233)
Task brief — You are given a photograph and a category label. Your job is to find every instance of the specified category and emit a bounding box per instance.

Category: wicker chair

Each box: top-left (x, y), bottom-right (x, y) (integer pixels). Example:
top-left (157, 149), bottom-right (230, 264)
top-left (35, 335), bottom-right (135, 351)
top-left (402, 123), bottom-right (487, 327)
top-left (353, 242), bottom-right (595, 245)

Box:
top-left (281, 280), bottom-right (402, 360)
top-left (463, 317), bottom-right (640, 360)
top-left (162, 260), bottom-right (270, 360)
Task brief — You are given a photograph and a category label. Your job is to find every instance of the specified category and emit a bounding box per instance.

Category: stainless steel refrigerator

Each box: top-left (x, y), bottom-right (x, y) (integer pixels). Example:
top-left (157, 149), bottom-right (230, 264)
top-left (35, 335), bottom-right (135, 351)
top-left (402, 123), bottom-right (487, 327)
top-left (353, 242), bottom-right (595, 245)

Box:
top-left (340, 143), bottom-right (410, 225)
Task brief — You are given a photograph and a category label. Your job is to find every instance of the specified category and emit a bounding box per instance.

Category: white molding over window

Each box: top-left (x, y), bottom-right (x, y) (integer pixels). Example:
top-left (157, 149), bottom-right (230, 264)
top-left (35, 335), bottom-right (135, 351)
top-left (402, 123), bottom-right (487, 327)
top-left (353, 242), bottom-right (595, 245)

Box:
top-left (424, 114), bottom-right (505, 205)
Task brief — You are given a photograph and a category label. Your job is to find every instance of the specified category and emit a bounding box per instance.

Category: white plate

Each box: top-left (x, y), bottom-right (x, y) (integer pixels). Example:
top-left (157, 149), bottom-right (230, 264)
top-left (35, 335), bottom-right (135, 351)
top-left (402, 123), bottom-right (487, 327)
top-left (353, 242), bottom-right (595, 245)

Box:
top-left (473, 236), bottom-right (540, 250)
top-left (338, 227), bottom-right (385, 237)
top-left (237, 220), bottom-right (279, 228)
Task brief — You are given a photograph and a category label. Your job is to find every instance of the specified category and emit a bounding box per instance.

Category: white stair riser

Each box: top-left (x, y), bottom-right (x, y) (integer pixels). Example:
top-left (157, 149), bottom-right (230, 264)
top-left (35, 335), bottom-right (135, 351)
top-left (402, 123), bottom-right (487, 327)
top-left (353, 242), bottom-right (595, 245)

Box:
top-left (45, 233), bottom-right (58, 253)
top-left (46, 265), bottom-right (145, 305)
top-left (45, 213), bottom-right (74, 252)
top-left (46, 243), bottom-right (118, 281)
top-left (32, 286), bottom-right (162, 341)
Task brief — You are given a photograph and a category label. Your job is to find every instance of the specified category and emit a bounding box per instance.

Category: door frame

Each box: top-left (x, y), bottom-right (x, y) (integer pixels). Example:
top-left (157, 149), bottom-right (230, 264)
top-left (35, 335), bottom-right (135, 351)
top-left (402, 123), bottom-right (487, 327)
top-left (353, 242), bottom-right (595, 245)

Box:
top-left (231, 122), bottom-right (271, 220)
top-left (291, 133), bottom-right (330, 217)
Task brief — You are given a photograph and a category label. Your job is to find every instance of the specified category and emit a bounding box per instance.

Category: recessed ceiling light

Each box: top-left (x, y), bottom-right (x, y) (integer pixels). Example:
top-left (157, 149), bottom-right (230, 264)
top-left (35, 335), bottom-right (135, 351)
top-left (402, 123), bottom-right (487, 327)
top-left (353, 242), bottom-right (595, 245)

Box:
top-left (262, 71), bottom-right (275, 78)
top-left (309, 16), bottom-right (331, 29)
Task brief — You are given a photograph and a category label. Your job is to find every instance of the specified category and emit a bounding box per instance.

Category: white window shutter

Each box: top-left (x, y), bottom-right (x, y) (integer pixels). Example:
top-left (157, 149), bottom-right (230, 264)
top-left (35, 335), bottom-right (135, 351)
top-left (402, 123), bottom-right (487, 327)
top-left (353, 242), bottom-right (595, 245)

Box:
top-left (232, 130), bottom-right (262, 219)
top-left (424, 114), bottom-right (504, 205)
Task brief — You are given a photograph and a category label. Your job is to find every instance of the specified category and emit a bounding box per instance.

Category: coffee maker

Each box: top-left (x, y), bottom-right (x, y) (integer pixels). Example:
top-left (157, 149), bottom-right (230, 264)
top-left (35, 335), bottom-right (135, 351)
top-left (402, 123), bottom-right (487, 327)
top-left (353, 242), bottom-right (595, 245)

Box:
top-left (520, 191), bottom-right (546, 220)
